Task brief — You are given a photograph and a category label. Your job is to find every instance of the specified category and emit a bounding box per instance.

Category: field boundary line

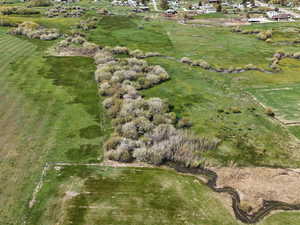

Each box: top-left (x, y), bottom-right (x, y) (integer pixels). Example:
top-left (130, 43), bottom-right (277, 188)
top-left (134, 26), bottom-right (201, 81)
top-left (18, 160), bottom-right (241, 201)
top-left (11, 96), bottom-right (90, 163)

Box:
top-left (245, 91), bottom-right (300, 127)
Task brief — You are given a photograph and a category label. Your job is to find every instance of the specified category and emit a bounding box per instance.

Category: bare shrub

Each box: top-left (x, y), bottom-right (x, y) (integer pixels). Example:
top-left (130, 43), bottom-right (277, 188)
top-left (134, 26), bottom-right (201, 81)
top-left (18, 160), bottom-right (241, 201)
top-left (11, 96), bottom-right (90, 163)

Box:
top-left (293, 52), bottom-right (300, 58)
top-left (147, 97), bottom-right (168, 114)
top-left (71, 36), bottom-right (86, 44)
top-left (145, 52), bottom-right (161, 57)
top-left (106, 148), bottom-right (133, 162)
top-left (112, 46), bottom-right (129, 54)
top-left (130, 49), bottom-right (145, 58)
top-left (121, 121), bottom-right (139, 139)
top-left (180, 57), bottom-right (192, 64)
top-left (104, 135), bottom-right (123, 151)
top-left (192, 59), bottom-right (210, 69)
top-left (265, 107), bottom-right (275, 117)
top-left (94, 50), bottom-right (114, 64)
top-left (178, 117), bottom-right (193, 128)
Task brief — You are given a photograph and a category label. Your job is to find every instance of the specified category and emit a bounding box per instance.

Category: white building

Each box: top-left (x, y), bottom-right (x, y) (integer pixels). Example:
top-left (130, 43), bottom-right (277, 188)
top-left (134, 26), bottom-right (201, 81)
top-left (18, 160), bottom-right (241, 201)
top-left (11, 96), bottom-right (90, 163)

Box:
top-left (266, 11), bottom-right (278, 19)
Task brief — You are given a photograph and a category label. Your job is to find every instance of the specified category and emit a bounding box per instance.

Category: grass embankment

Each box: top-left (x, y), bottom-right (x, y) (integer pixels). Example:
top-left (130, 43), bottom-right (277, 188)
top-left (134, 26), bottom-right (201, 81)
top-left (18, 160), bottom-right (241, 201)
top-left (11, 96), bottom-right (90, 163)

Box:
top-left (0, 28), bottom-right (111, 224)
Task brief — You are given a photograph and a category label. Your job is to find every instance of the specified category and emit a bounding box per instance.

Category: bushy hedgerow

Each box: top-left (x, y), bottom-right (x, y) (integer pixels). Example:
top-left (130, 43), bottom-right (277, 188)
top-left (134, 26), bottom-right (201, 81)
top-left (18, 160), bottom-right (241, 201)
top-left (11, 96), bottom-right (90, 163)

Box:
top-left (129, 49), bottom-right (145, 58)
top-left (191, 59), bottom-right (211, 69)
top-left (180, 57), bottom-right (193, 64)
top-left (45, 5), bottom-right (86, 18)
top-left (112, 46), bottom-right (129, 54)
top-left (90, 47), bottom-right (220, 167)
top-left (0, 6), bottom-right (40, 15)
top-left (9, 21), bottom-right (59, 40)
top-left (0, 18), bottom-right (18, 27)
top-left (29, 0), bottom-right (52, 7)
top-left (256, 30), bottom-right (272, 41)
top-left (77, 17), bottom-right (98, 31)
top-left (56, 35), bottom-right (100, 56)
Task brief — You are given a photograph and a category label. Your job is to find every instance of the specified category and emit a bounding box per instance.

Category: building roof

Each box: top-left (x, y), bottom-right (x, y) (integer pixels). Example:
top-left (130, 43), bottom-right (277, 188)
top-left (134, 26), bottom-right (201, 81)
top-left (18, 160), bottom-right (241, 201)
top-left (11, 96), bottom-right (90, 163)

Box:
top-left (272, 13), bottom-right (291, 19)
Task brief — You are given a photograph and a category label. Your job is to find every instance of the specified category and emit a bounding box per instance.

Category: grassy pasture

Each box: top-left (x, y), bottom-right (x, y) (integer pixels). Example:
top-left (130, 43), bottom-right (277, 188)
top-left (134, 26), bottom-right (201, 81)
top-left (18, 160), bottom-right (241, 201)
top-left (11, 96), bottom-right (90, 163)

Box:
top-left (143, 57), bottom-right (298, 167)
top-left (249, 84), bottom-right (300, 122)
top-left (0, 29), bottom-right (111, 224)
top-left (26, 165), bottom-right (241, 225)
top-left (27, 165), bottom-right (300, 225)
top-left (85, 16), bottom-right (300, 167)
top-left (2, 8), bottom-right (300, 225)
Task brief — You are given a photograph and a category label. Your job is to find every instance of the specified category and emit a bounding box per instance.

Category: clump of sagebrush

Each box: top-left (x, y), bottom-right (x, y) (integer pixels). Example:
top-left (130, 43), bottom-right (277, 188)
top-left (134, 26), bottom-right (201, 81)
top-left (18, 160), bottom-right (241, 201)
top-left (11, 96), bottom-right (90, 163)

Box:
top-left (256, 30), bottom-right (272, 41)
top-left (129, 49), bottom-right (145, 58)
top-left (29, 0), bottom-right (52, 7)
top-left (180, 57), bottom-right (193, 64)
top-left (76, 17), bottom-right (98, 31)
top-left (93, 48), bottom-right (220, 167)
top-left (112, 46), bottom-right (129, 54)
top-left (0, 18), bottom-right (18, 27)
top-left (56, 35), bottom-right (99, 56)
top-left (265, 107), bottom-right (275, 117)
top-left (191, 59), bottom-right (211, 69)
top-left (9, 21), bottom-right (59, 40)
top-left (0, 6), bottom-right (40, 15)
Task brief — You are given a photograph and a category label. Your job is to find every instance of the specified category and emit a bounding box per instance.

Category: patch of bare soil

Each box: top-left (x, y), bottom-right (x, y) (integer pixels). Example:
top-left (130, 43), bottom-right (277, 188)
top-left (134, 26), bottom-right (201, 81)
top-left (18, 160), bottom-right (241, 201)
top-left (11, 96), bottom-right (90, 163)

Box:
top-left (211, 167), bottom-right (300, 212)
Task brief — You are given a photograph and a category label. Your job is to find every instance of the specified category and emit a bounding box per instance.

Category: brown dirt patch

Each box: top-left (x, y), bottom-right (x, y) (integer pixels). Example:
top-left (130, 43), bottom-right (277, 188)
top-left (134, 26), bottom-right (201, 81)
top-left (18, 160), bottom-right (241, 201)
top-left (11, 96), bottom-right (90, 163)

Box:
top-left (211, 167), bottom-right (300, 212)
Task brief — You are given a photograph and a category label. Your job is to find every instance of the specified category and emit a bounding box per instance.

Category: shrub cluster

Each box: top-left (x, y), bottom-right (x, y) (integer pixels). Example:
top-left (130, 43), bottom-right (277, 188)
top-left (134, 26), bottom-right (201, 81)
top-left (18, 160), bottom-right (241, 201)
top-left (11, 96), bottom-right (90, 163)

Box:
top-left (45, 5), bottom-right (86, 18)
top-left (232, 27), bottom-right (273, 42)
top-left (0, 18), bottom-right (18, 27)
top-left (129, 49), bottom-right (161, 58)
top-left (76, 17), bottom-right (98, 31)
top-left (9, 21), bottom-right (59, 40)
top-left (0, 6), bottom-right (40, 15)
top-left (93, 49), bottom-right (219, 167)
top-left (256, 30), bottom-right (272, 41)
top-left (56, 35), bottom-right (99, 56)
top-left (181, 57), bottom-right (262, 73)
top-left (270, 50), bottom-right (300, 70)
top-left (29, 0), bottom-right (52, 7)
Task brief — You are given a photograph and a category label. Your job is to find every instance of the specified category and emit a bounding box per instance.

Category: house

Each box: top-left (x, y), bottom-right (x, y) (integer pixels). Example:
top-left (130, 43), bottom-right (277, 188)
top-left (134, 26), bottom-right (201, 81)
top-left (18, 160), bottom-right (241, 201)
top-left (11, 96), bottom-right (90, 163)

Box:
top-left (198, 4), bottom-right (216, 13)
top-left (205, 7), bottom-right (216, 13)
top-left (266, 11), bottom-right (278, 19)
top-left (248, 18), bottom-right (261, 23)
top-left (272, 13), bottom-right (292, 21)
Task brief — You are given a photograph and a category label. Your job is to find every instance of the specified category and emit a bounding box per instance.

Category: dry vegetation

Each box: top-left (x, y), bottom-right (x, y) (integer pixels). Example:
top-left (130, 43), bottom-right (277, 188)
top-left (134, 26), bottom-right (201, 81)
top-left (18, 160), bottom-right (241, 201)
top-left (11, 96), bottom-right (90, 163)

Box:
top-left (212, 167), bottom-right (300, 213)
top-left (9, 21), bottom-right (59, 40)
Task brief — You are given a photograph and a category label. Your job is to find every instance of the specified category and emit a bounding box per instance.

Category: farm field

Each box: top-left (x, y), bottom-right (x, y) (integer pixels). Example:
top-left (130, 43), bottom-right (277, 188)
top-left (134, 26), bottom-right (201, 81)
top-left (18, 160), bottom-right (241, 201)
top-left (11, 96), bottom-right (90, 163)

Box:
top-left (1, 1), bottom-right (300, 224)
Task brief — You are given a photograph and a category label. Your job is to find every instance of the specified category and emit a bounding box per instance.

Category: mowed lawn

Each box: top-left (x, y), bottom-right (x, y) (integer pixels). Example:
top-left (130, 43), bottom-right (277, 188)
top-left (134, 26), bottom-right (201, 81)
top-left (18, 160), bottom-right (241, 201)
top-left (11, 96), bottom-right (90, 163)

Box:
top-left (249, 84), bottom-right (300, 122)
top-left (27, 165), bottom-right (300, 225)
top-left (0, 29), bottom-right (110, 224)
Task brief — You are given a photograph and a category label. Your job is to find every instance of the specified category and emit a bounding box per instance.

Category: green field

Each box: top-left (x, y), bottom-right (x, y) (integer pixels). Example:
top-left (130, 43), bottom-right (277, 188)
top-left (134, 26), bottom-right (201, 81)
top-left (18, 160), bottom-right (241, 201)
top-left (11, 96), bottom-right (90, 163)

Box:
top-left (249, 84), bottom-right (300, 122)
top-left (0, 28), bottom-right (110, 224)
top-left (26, 165), bottom-right (300, 225)
top-left (2, 2), bottom-right (300, 224)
